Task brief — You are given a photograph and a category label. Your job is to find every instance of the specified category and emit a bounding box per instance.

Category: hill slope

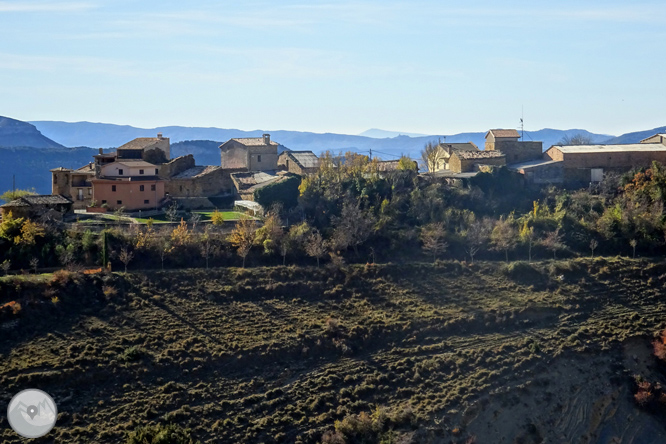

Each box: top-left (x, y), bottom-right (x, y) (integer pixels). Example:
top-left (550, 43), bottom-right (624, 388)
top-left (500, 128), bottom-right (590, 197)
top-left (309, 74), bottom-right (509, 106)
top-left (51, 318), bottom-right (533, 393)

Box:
top-left (2, 258), bottom-right (666, 443)
top-left (604, 125), bottom-right (666, 144)
top-left (0, 116), bottom-right (63, 149)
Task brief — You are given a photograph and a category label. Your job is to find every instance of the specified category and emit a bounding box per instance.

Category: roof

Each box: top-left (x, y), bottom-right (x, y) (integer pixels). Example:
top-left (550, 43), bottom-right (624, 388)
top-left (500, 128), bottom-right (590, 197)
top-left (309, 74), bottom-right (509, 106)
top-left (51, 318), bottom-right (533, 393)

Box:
top-left (228, 137), bottom-right (279, 147)
top-left (231, 170), bottom-right (292, 193)
top-left (112, 160), bottom-right (158, 168)
top-left (509, 159), bottom-right (562, 170)
top-left (2, 194), bottom-right (72, 208)
top-left (487, 129), bottom-right (520, 139)
top-left (640, 134), bottom-right (666, 143)
top-left (50, 167), bottom-right (72, 172)
top-left (455, 150), bottom-right (505, 160)
top-left (281, 150), bottom-right (320, 169)
top-left (550, 143), bottom-right (666, 154)
top-left (438, 142), bottom-right (479, 153)
top-left (172, 165), bottom-right (221, 179)
top-left (74, 163), bottom-right (96, 173)
top-left (117, 137), bottom-right (166, 151)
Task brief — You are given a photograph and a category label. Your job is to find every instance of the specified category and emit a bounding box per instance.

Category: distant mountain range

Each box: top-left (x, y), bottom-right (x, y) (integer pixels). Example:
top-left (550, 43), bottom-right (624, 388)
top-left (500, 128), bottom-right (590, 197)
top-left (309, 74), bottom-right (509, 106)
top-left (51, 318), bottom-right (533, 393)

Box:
top-left (0, 115), bottom-right (663, 196)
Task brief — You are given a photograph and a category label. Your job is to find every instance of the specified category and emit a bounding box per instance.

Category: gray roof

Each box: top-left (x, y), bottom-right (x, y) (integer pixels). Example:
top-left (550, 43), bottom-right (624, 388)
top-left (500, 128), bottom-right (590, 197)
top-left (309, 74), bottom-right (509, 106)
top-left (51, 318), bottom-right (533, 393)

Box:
top-left (113, 160), bottom-right (158, 168)
top-left (117, 137), bottom-right (166, 151)
top-left (438, 142), bottom-right (479, 153)
top-left (551, 143), bottom-right (666, 154)
top-left (2, 194), bottom-right (72, 208)
top-left (229, 137), bottom-right (278, 147)
top-left (282, 150), bottom-right (320, 169)
top-left (487, 129), bottom-right (520, 139)
top-left (509, 159), bottom-right (562, 170)
top-left (172, 165), bottom-right (221, 179)
top-left (455, 150), bottom-right (505, 160)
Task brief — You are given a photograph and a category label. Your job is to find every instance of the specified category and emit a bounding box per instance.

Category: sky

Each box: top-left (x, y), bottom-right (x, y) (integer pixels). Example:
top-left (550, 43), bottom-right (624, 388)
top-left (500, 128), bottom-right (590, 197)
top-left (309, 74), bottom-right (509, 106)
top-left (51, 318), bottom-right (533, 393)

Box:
top-left (1, 0), bottom-right (665, 136)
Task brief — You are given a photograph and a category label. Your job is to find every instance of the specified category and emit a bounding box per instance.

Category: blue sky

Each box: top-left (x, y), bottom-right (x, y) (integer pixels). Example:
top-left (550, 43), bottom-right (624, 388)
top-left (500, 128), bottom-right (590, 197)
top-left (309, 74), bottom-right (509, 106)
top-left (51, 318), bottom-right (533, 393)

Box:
top-left (1, 0), bottom-right (665, 136)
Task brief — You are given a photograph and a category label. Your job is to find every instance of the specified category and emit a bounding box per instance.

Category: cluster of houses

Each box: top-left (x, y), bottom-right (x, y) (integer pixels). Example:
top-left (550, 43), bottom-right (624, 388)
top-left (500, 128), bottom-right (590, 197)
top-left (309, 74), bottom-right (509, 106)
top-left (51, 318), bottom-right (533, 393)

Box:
top-left (2, 127), bottom-right (666, 220)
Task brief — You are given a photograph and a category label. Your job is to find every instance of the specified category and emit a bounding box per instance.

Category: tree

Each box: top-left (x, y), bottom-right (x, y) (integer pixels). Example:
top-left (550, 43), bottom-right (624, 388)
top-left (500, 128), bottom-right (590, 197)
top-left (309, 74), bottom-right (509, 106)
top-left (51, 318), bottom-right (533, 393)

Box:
top-left (156, 234), bottom-right (173, 270)
top-left (491, 218), bottom-right (518, 262)
top-left (29, 257), bottom-right (38, 274)
top-left (331, 200), bottom-right (374, 256)
top-left (114, 206), bottom-right (127, 225)
top-left (211, 210), bottom-right (225, 226)
top-left (420, 141), bottom-right (444, 173)
top-left (305, 229), bottom-right (327, 268)
top-left (519, 222), bottom-right (537, 262)
top-left (542, 229), bottom-right (564, 259)
top-left (590, 239), bottom-right (598, 258)
top-left (464, 218), bottom-right (491, 263)
top-left (189, 212), bottom-right (202, 230)
top-left (118, 246), bottom-right (134, 273)
top-left (171, 218), bottom-right (192, 246)
top-left (1, 260), bottom-right (10, 276)
top-left (229, 217), bottom-right (257, 268)
top-left (0, 188), bottom-right (36, 204)
top-left (200, 226), bottom-right (216, 269)
top-left (255, 211), bottom-right (283, 255)
top-left (165, 202), bottom-right (179, 222)
top-left (558, 133), bottom-right (594, 145)
top-left (17, 220), bottom-right (45, 245)
top-left (421, 222), bottom-right (448, 263)
top-left (397, 155), bottom-right (418, 171)
top-left (630, 238), bottom-right (638, 259)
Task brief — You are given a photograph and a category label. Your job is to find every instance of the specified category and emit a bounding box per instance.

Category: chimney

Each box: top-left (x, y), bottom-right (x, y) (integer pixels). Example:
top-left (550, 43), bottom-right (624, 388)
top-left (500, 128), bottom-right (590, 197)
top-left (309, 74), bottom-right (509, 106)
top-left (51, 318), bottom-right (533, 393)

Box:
top-left (263, 134), bottom-right (270, 145)
top-left (99, 148), bottom-right (103, 155)
top-left (157, 133), bottom-right (163, 139)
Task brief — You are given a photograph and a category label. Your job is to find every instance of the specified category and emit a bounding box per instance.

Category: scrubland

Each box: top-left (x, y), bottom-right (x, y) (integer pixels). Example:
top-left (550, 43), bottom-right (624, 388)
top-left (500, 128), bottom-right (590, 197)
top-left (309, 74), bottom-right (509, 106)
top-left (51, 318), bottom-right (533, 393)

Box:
top-left (2, 258), bottom-right (666, 443)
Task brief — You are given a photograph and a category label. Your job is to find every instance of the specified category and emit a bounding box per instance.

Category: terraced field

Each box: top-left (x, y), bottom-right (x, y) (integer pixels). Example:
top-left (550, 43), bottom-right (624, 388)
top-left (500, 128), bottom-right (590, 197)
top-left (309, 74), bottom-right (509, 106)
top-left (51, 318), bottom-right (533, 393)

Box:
top-left (1, 258), bottom-right (666, 443)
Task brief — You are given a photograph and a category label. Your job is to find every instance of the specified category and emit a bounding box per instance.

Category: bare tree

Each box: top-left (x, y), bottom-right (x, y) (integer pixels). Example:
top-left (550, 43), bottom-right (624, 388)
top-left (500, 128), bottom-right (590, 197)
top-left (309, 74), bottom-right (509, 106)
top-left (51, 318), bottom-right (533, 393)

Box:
top-left (421, 141), bottom-right (444, 173)
top-left (542, 229), bottom-right (565, 260)
top-left (118, 246), bottom-right (134, 273)
top-left (157, 235), bottom-right (173, 270)
top-left (558, 133), bottom-right (594, 145)
top-left (200, 226), bottom-right (217, 269)
top-left (29, 257), bottom-right (39, 274)
top-left (189, 212), bottom-right (202, 230)
top-left (331, 200), bottom-right (374, 256)
top-left (305, 230), bottom-right (327, 268)
top-left (464, 219), bottom-right (491, 263)
top-left (590, 239), bottom-right (598, 258)
top-left (1, 259), bottom-right (11, 276)
top-left (279, 236), bottom-right (291, 266)
top-left (630, 239), bottom-right (637, 259)
top-left (165, 202), bottom-right (179, 223)
top-left (491, 218), bottom-right (518, 263)
top-left (421, 222), bottom-right (448, 263)
top-left (229, 216), bottom-right (257, 268)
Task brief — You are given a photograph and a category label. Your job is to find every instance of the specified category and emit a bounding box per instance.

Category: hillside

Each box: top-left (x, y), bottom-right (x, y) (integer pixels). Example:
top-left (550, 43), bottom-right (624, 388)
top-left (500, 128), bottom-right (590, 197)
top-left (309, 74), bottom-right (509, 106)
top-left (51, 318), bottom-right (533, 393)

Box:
top-left (0, 116), bottom-right (63, 149)
top-left (2, 259), bottom-right (666, 443)
top-left (604, 126), bottom-right (666, 145)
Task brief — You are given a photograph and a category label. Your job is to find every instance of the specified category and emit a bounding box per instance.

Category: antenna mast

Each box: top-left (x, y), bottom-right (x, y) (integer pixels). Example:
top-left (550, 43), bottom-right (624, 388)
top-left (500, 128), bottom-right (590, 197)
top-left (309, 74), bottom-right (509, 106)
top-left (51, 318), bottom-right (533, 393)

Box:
top-left (520, 106), bottom-right (524, 141)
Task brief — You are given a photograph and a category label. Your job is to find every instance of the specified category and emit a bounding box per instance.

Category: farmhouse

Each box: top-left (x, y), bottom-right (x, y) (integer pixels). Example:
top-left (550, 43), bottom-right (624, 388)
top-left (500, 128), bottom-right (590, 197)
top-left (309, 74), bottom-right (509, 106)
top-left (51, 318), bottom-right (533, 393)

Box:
top-left (430, 142), bottom-right (480, 172)
top-left (219, 134), bottom-right (278, 171)
top-left (512, 133), bottom-right (666, 185)
top-left (278, 150), bottom-right (320, 175)
top-left (485, 129), bottom-right (543, 164)
top-left (449, 150), bottom-right (506, 173)
top-left (0, 194), bottom-right (73, 219)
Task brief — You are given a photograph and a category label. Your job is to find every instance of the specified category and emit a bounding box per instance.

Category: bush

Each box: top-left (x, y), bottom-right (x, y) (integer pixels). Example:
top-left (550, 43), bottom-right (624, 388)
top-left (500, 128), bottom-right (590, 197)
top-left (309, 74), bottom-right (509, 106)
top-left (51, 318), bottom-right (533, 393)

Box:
top-left (125, 423), bottom-right (200, 444)
top-left (119, 346), bottom-right (144, 362)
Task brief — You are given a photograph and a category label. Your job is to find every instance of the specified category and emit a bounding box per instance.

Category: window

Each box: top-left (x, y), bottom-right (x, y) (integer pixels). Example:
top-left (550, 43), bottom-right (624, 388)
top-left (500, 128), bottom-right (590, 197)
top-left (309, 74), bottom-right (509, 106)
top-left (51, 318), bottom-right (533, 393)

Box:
top-left (151, 184), bottom-right (156, 191)
top-left (117, 200), bottom-right (122, 205)
top-left (155, 168), bottom-right (159, 175)
top-left (257, 154), bottom-right (262, 162)
top-left (139, 169), bottom-right (144, 175)
top-left (112, 185), bottom-right (117, 192)
top-left (140, 185), bottom-right (145, 191)
top-left (53, 175), bottom-right (57, 184)
top-left (180, 185), bottom-right (183, 192)
top-left (77, 189), bottom-right (83, 201)
top-left (88, 188), bottom-right (92, 195)
top-left (102, 200), bottom-right (107, 204)
top-left (118, 169), bottom-right (124, 175)
top-left (144, 200), bottom-right (149, 204)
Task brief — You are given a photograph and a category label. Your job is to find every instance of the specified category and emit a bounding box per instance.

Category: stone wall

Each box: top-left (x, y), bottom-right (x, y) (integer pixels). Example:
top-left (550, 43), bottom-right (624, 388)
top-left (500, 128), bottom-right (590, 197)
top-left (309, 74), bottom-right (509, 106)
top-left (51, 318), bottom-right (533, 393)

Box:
top-left (159, 155), bottom-right (195, 179)
top-left (166, 168), bottom-right (238, 198)
top-left (494, 141), bottom-right (543, 164)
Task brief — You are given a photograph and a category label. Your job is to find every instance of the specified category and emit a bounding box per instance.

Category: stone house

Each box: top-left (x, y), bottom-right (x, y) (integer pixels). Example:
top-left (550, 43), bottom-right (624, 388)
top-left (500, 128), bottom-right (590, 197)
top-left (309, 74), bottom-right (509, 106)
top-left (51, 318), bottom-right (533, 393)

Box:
top-left (92, 158), bottom-right (165, 211)
top-left (219, 134), bottom-right (278, 171)
top-left (512, 133), bottom-right (666, 185)
top-left (278, 150), bottom-right (320, 175)
top-left (449, 150), bottom-right (506, 173)
top-left (230, 171), bottom-right (291, 201)
top-left (51, 163), bottom-right (95, 210)
top-left (1, 195), bottom-right (73, 219)
top-left (485, 129), bottom-right (542, 164)
top-left (431, 142), bottom-right (480, 172)
top-left (116, 133), bottom-right (170, 162)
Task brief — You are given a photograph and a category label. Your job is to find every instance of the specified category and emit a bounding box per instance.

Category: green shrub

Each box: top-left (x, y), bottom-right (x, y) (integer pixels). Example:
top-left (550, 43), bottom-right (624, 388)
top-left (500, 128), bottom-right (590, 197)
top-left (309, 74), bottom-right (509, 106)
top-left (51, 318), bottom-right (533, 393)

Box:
top-left (125, 423), bottom-right (200, 444)
top-left (119, 346), bottom-right (143, 362)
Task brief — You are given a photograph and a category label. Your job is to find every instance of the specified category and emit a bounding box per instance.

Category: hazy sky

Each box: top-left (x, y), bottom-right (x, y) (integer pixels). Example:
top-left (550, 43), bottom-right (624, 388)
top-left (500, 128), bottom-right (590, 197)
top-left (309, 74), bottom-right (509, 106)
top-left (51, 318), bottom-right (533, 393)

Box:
top-left (1, 0), bottom-right (664, 136)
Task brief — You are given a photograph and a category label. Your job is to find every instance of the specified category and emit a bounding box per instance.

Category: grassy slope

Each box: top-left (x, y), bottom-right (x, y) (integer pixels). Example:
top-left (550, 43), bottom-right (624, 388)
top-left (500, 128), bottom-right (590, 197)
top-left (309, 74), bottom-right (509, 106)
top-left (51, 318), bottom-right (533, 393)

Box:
top-left (1, 258), bottom-right (666, 443)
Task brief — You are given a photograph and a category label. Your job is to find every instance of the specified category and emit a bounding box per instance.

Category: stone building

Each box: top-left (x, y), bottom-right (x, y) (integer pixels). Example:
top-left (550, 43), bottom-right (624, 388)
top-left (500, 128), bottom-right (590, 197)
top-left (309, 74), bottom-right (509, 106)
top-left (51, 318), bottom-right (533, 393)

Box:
top-left (485, 129), bottom-right (542, 164)
top-left (449, 150), bottom-right (506, 173)
top-left (1, 195), bottom-right (73, 219)
top-left (116, 133), bottom-right (170, 162)
top-left (230, 171), bottom-right (291, 201)
top-left (512, 133), bottom-right (666, 185)
top-left (219, 134), bottom-right (278, 171)
top-left (431, 142), bottom-right (480, 172)
top-left (51, 163), bottom-right (95, 210)
top-left (278, 150), bottom-right (320, 175)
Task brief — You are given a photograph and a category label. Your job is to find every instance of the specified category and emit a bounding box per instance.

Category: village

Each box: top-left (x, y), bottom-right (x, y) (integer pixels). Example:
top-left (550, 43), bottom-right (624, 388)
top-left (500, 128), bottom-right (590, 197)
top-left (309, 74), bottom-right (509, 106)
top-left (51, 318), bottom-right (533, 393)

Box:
top-left (2, 128), bottom-right (666, 222)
